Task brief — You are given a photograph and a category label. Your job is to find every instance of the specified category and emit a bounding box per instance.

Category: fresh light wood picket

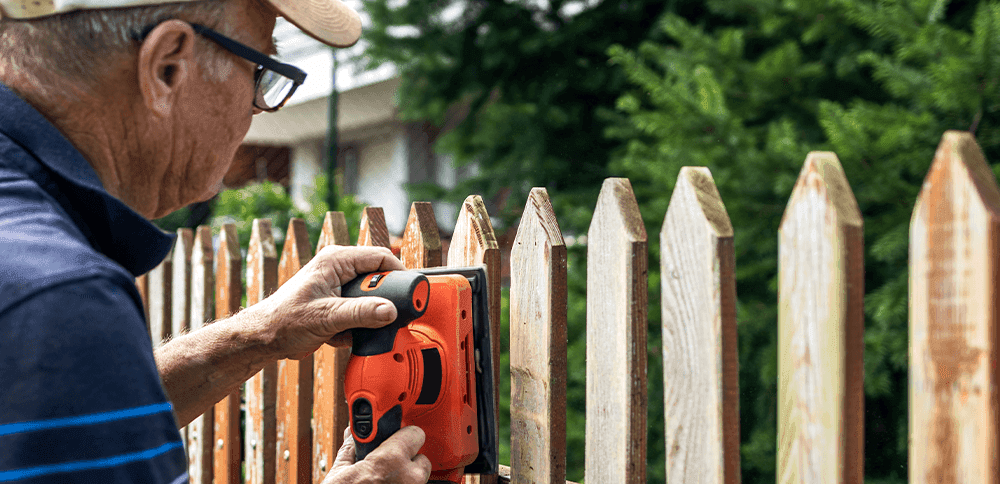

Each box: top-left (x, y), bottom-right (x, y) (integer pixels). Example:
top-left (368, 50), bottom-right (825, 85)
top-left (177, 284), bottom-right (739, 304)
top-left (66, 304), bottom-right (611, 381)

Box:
top-left (214, 225), bottom-right (242, 484)
top-left (777, 152), bottom-right (865, 484)
top-left (509, 188), bottom-right (567, 484)
top-left (585, 178), bottom-right (648, 484)
top-left (134, 130), bottom-right (1000, 484)
top-left (909, 130), bottom-right (1000, 484)
top-left (661, 167), bottom-right (740, 484)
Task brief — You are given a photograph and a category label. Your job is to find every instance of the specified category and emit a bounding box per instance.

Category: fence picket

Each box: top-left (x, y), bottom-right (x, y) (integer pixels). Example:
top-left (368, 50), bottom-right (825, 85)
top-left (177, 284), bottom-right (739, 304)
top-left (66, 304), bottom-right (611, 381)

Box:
top-left (277, 218), bottom-right (314, 484)
top-left (313, 212), bottom-right (352, 484)
top-left (449, 195), bottom-right (502, 484)
top-left (358, 207), bottom-right (390, 248)
top-left (909, 131), bottom-right (1000, 484)
top-left (136, 274), bottom-right (150, 329)
top-left (188, 226), bottom-right (215, 484)
top-left (585, 178), bottom-right (648, 484)
top-left (246, 219), bottom-right (279, 484)
top-left (509, 188), bottom-right (567, 484)
top-left (169, 228), bottom-right (194, 447)
top-left (214, 224), bottom-right (243, 484)
top-left (401, 202), bottom-right (443, 269)
top-left (661, 167), bottom-right (740, 484)
top-left (147, 242), bottom-right (172, 348)
top-left (778, 152), bottom-right (864, 484)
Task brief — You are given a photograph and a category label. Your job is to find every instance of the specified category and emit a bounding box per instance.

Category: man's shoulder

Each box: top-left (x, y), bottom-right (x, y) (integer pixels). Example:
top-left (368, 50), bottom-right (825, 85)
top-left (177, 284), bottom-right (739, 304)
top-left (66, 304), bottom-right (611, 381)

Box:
top-left (0, 164), bottom-right (135, 315)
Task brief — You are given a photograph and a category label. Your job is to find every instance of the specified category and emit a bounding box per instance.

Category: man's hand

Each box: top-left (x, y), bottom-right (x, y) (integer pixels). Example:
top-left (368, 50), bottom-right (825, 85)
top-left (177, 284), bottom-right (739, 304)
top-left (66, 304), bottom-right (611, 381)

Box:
top-left (323, 426), bottom-right (432, 484)
top-left (251, 245), bottom-right (405, 360)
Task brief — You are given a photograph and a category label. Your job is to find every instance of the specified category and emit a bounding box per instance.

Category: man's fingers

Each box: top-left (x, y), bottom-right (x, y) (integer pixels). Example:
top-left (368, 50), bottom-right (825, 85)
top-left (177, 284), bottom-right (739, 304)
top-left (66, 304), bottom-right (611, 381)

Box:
top-left (370, 426), bottom-right (426, 460)
top-left (324, 296), bottom-right (398, 331)
top-left (325, 330), bottom-right (352, 347)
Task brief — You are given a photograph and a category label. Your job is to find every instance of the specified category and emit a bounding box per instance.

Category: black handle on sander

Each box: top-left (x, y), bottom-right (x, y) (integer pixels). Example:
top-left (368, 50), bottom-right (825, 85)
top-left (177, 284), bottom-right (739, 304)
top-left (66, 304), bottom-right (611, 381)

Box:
top-left (341, 271), bottom-right (430, 356)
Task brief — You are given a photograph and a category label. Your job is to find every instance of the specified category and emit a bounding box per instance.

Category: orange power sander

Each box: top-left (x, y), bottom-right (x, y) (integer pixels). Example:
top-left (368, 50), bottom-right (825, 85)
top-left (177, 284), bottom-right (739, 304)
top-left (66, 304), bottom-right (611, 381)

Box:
top-left (342, 267), bottom-right (498, 483)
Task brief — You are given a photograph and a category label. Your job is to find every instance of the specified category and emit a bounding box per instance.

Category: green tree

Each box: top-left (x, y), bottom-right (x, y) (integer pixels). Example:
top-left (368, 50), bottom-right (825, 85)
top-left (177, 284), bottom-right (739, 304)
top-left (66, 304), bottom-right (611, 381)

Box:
top-left (609, 0), bottom-right (998, 482)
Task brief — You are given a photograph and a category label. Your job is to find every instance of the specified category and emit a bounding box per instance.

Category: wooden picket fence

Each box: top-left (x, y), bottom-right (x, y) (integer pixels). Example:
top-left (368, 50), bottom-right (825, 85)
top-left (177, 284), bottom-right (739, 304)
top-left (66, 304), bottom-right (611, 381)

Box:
top-left (137, 129), bottom-right (999, 484)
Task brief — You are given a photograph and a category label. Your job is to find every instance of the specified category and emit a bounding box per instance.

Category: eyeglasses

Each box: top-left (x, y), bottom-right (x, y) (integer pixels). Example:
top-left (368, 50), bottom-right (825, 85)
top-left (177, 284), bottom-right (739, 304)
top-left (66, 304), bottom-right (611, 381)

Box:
top-left (134, 22), bottom-right (307, 112)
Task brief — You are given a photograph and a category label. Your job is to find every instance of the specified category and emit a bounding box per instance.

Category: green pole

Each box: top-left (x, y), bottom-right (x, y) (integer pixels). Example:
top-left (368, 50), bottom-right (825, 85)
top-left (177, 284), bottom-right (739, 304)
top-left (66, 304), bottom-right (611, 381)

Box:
top-left (325, 50), bottom-right (339, 212)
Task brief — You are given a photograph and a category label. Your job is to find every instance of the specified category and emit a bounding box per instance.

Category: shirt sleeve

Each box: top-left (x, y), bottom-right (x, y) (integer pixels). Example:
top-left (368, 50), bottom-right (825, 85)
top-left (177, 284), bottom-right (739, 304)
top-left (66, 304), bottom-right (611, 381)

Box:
top-left (0, 275), bottom-right (188, 483)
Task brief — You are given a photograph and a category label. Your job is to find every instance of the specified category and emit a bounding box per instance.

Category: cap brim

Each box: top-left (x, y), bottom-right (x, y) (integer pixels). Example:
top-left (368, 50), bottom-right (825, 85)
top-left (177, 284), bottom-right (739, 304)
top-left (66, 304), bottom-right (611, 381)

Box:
top-left (266, 0), bottom-right (361, 47)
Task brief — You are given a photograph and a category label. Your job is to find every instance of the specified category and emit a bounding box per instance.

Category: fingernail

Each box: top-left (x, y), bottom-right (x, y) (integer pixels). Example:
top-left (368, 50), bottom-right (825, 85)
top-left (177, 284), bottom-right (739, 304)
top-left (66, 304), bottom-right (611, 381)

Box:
top-left (376, 303), bottom-right (394, 321)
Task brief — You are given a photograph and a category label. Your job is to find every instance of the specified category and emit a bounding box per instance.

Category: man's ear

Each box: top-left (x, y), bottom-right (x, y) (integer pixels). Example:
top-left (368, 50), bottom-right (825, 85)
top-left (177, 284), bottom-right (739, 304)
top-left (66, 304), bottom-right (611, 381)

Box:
top-left (137, 20), bottom-right (196, 118)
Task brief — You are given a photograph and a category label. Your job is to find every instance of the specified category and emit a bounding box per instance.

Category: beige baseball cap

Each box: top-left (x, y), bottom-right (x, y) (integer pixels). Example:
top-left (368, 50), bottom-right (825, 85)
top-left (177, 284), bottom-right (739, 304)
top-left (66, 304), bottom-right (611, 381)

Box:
top-left (0, 0), bottom-right (362, 47)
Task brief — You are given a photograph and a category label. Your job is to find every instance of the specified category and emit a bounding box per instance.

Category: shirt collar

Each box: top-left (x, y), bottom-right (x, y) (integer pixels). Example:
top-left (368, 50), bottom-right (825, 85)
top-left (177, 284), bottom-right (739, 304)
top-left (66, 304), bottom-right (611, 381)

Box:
top-left (0, 83), bottom-right (175, 276)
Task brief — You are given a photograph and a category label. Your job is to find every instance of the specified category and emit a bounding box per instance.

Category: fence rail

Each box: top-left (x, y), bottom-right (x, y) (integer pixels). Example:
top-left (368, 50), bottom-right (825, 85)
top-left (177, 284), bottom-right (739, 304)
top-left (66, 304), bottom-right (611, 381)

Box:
top-left (137, 130), bottom-right (999, 483)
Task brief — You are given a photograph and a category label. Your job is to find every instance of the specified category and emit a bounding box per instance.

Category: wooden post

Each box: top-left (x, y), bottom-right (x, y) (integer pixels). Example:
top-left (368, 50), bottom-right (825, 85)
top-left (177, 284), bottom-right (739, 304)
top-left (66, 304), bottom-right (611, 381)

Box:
top-left (509, 188), bottom-right (567, 484)
top-left (313, 212), bottom-right (352, 484)
top-left (401, 202), bottom-right (443, 269)
top-left (214, 224), bottom-right (242, 484)
top-left (661, 167), bottom-right (740, 484)
top-left (585, 178), bottom-right (647, 484)
top-left (171, 228), bottom-right (193, 446)
top-left (136, 274), bottom-right (150, 332)
top-left (147, 245), bottom-right (172, 348)
top-left (909, 131), bottom-right (1000, 484)
top-left (277, 218), bottom-right (314, 484)
top-left (358, 207), bottom-right (390, 248)
top-left (246, 219), bottom-right (279, 484)
top-left (777, 152), bottom-right (864, 484)
top-left (448, 195), bottom-right (502, 484)
top-left (188, 225), bottom-right (215, 484)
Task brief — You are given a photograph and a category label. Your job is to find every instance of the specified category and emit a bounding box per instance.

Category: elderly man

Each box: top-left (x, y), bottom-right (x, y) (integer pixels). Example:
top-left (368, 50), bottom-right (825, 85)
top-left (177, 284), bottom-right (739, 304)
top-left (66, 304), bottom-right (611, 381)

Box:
top-left (0, 0), bottom-right (432, 481)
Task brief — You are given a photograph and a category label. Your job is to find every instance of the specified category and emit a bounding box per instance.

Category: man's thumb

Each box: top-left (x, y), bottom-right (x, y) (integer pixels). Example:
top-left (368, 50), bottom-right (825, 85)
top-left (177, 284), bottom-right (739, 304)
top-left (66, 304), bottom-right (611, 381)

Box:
top-left (329, 296), bottom-right (397, 331)
top-left (333, 428), bottom-right (357, 469)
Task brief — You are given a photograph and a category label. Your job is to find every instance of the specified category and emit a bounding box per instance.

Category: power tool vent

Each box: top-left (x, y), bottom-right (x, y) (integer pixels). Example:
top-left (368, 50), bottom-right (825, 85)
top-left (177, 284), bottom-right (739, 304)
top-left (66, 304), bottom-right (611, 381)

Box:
top-left (406, 348), bottom-right (421, 397)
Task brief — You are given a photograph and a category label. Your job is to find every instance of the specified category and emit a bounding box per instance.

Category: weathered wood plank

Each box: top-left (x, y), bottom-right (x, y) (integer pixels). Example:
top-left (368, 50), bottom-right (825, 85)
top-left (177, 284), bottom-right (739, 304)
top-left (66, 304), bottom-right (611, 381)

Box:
top-left (147, 244), bottom-right (172, 348)
top-left (585, 178), bottom-right (648, 484)
top-left (910, 131), bottom-right (1000, 484)
top-left (777, 152), bottom-right (864, 484)
top-left (661, 167), bottom-right (740, 484)
top-left (188, 226), bottom-right (215, 484)
top-left (509, 188), bottom-right (567, 484)
top-left (358, 207), bottom-right (390, 248)
top-left (313, 212), bottom-right (352, 484)
top-left (214, 224), bottom-right (242, 484)
top-left (246, 219), bottom-right (279, 484)
top-left (449, 195), bottom-right (501, 484)
top-left (277, 218), bottom-right (314, 484)
top-left (400, 202), bottom-right (443, 269)
top-left (171, 228), bottom-right (194, 338)
top-left (136, 274), bottom-right (150, 332)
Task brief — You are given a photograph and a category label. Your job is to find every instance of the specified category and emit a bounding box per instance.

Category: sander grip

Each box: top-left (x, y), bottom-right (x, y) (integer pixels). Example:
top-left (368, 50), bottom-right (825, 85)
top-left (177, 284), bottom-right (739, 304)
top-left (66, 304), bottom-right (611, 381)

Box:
top-left (342, 271), bottom-right (430, 356)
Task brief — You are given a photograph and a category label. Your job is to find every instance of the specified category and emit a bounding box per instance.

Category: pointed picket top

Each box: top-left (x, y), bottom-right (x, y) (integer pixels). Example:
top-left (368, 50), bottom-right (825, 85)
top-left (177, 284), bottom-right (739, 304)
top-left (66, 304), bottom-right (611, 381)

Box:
top-left (660, 167), bottom-right (740, 484)
top-left (246, 219), bottom-right (278, 484)
top-left (317, 211), bottom-right (351, 250)
top-left (314, 211), bottom-right (352, 483)
top-left (147, 240), bottom-right (173, 348)
top-left (171, 228), bottom-right (195, 338)
top-left (910, 131), bottom-right (1000, 484)
top-left (358, 207), bottom-right (390, 248)
top-left (214, 224), bottom-right (242, 484)
top-left (585, 178), bottom-right (647, 484)
top-left (188, 225), bottom-right (215, 484)
top-left (276, 218), bottom-right (313, 484)
top-left (509, 188), bottom-right (567, 484)
top-left (400, 202), bottom-right (442, 269)
top-left (777, 152), bottom-right (864, 484)
top-left (448, 195), bottom-right (500, 484)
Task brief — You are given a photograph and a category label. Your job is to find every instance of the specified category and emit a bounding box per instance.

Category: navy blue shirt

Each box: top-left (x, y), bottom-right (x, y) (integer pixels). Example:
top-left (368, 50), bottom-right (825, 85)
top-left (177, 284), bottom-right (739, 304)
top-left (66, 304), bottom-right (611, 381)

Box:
top-left (0, 83), bottom-right (187, 482)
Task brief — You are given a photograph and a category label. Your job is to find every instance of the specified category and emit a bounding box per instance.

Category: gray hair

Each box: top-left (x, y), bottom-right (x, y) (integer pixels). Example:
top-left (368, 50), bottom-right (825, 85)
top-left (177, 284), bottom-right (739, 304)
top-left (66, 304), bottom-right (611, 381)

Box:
top-left (0, 0), bottom-right (233, 90)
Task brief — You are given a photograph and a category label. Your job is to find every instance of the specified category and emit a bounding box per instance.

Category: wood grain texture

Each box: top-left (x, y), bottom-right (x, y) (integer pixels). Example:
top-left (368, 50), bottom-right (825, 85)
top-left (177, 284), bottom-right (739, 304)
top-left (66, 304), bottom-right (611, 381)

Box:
top-left (777, 152), bottom-right (864, 484)
top-left (910, 131), bottom-right (1000, 484)
top-left (313, 212), bottom-right (352, 484)
top-left (277, 219), bottom-right (314, 484)
top-left (188, 226), bottom-right (215, 484)
top-left (401, 202), bottom-right (443, 269)
top-left (147, 243), bottom-right (172, 348)
top-left (171, 228), bottom-right (194, 339)
top-left (136, 274), bottom-right (149, 328)
top-left (509, 188), bottom-right (568, 484)
top-left (585, 178), bottom-right (648, 484)
top-left (214, 224), bottom-right (243, 484)
top-left (247, 219), bottom-right (279, 484)
top-left (358, 207), bottom-right (390, 248)
top-left (660, 167), bottom-right (740, 484)
top-left (448, 195), bottom-right (501, 484)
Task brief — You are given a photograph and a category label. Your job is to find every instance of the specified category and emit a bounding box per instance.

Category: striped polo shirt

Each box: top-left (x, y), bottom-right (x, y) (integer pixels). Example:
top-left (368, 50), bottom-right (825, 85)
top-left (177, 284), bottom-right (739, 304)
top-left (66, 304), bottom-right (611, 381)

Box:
top-left (0, 82), bottom-right (186, 482)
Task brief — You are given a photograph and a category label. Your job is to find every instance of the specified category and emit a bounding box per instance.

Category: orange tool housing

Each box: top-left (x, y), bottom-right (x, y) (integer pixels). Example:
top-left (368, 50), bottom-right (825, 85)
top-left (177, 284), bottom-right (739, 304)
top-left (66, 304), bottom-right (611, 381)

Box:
top-left (345, 274), bottom-right (479, 483)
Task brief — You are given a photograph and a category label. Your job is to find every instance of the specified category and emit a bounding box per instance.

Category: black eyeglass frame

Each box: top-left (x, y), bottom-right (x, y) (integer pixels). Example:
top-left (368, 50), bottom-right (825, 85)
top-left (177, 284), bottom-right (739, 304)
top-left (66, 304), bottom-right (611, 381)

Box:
top-left (134, 22), bottom-right (307, 112)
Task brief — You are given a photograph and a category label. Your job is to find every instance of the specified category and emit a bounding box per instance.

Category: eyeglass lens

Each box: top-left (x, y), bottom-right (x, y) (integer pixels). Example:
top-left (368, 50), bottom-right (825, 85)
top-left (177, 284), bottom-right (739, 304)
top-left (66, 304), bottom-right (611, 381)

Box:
top-left (256, 68), bottom-right (296, 110)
